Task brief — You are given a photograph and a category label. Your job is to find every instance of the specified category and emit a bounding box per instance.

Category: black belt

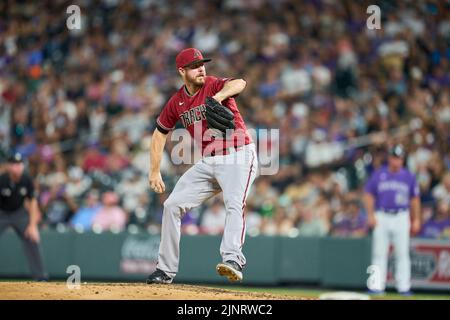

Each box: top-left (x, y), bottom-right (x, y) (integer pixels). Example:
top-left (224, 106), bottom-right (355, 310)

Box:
top-left (0, 207), bottom-right (26, 214)
top-left (379, 208), bottom-right (407, 214)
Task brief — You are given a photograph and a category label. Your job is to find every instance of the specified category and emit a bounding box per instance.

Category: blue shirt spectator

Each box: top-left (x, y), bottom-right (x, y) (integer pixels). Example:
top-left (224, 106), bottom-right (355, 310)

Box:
top-left (70, 191), bottom-right (102, 231)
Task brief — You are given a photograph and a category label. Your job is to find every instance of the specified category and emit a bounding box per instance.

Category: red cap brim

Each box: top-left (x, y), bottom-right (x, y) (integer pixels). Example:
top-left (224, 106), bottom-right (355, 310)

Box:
top-left (182, 58), bottom-right (212, 68)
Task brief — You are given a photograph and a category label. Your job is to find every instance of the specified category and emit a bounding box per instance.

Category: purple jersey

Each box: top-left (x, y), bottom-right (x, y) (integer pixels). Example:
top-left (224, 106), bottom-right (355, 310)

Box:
top-left (364, 166), bottom-right (419, 211)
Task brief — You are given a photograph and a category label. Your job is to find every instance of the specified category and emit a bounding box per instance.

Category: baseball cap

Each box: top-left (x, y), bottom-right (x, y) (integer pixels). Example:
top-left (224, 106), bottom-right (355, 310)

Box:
top-left (7, 152), bottom-right (24, 163)
top-left (389, 144), bottom-right (406, 158)
top-left (175, 48), bottom-right (211, 69)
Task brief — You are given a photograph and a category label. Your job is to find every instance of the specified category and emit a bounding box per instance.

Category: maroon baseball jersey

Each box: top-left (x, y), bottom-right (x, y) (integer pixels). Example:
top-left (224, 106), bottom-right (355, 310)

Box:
top-left (156, 76), bottom-right (252, 155)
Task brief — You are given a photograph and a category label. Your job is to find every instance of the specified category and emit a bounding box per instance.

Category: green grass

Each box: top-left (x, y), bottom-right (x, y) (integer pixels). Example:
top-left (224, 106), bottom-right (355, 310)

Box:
top-left (212, 285), bottom-right (450, 300)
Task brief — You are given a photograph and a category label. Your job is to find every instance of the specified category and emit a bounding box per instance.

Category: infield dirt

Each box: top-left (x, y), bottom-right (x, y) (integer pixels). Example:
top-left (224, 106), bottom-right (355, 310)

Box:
top-left (0, 282), bottom-right (309, 300)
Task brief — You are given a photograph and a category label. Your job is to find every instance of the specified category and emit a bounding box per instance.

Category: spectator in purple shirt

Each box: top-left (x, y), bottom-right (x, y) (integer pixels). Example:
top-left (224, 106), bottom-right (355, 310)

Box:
top-left (331, 199), bottom-right (368, 237)
top-left (420, 200), bottom-right (450, 239)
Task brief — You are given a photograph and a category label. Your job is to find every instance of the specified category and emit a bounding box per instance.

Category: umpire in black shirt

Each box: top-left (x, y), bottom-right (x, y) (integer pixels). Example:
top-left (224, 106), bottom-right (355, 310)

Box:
top-left (0, 152), bottom-right (48, 280)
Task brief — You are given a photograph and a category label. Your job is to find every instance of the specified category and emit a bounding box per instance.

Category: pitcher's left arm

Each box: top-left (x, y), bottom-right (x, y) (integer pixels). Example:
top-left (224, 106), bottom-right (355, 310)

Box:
top-left (212, 79), bottom-right (246, 103)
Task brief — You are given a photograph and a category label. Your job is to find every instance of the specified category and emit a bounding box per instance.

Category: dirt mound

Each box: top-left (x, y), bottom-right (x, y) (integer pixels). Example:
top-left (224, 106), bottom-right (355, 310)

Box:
top-left (0, 282), bottom-right (308, 300)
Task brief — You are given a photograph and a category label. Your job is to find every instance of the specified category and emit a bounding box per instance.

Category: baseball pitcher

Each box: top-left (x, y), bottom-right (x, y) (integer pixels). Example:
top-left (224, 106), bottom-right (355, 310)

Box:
top-left (147, 48), bottom-right (258, 284)
top-left (364, 145), bottom-right (421, 295)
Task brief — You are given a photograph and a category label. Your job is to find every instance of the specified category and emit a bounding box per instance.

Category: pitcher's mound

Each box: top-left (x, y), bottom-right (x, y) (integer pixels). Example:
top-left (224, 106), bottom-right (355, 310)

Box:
top-left (0, 282), bottom-right (308, 300)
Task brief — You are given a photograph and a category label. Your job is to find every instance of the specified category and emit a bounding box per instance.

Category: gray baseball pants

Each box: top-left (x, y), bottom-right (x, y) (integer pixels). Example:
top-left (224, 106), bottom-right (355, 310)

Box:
top-left (0, 207), bottom-right (47, 280)
top-left (157, 143), bottom-right (258, 278)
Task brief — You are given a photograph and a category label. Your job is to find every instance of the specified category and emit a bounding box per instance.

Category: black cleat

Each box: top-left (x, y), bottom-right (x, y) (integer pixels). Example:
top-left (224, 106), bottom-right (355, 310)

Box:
top-left (34, 275), bottom-right (49, 282)
top-left (146, 269), bottom-right (173, 284)
top-left (216, 260), bottom-right (243, 282)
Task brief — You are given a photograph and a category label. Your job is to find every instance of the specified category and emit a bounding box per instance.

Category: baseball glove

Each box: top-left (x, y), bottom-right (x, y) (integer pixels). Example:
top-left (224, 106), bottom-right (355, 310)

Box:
top-left (205, 96), bottom-right (235, 135)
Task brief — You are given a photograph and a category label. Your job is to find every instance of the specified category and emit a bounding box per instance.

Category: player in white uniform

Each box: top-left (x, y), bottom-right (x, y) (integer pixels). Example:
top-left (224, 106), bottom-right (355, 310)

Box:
top-left (364, 145), bottom-right (421, 295)
top-left (146, 48), bottom-right (258, 284)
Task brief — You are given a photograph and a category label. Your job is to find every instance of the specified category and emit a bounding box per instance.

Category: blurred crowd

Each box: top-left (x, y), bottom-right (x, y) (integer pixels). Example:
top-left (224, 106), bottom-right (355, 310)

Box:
top-left (0, 0), bottom-right (449, 239)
